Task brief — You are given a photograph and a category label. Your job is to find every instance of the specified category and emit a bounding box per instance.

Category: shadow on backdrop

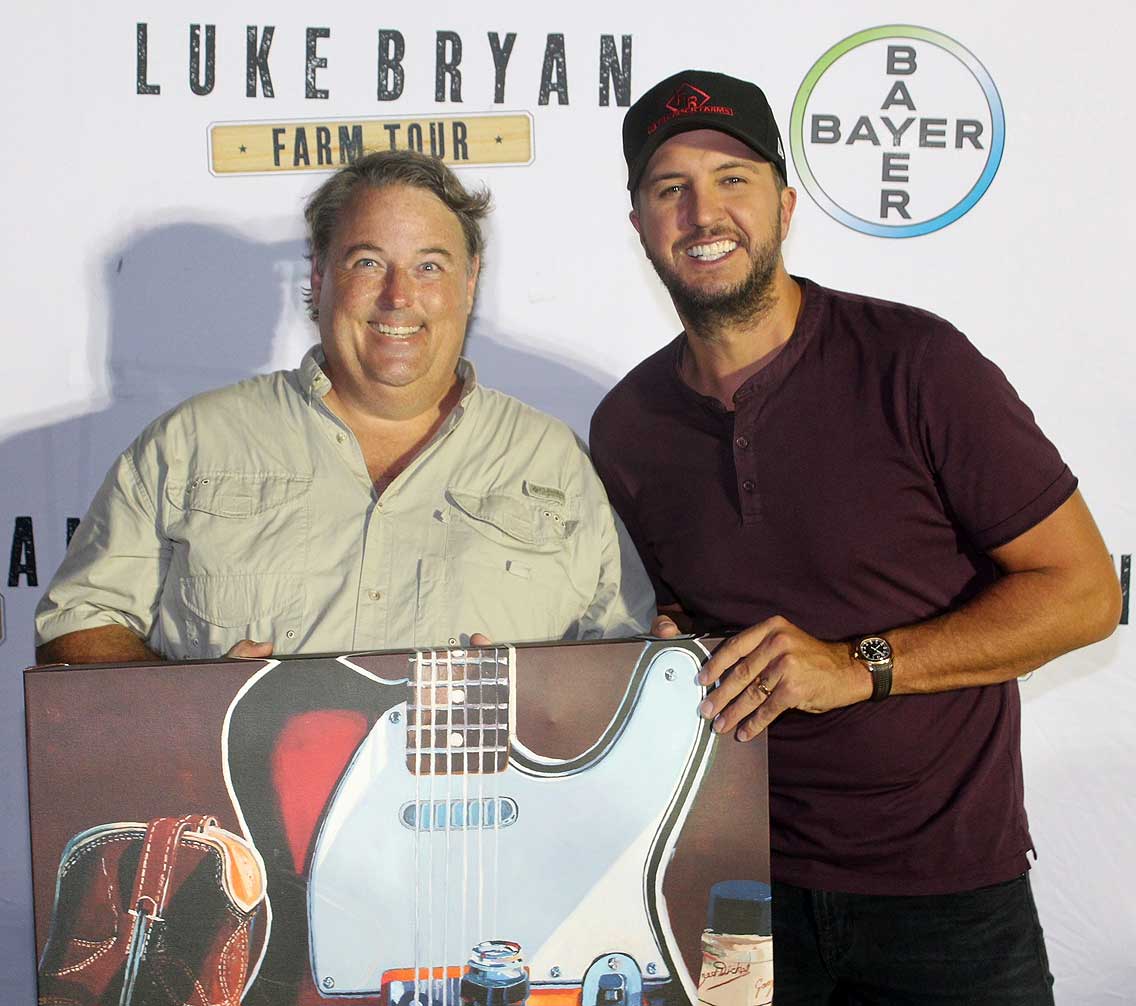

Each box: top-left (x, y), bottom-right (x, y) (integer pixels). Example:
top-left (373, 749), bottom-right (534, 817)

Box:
top-left (0, 221), bottom-right (299, 999)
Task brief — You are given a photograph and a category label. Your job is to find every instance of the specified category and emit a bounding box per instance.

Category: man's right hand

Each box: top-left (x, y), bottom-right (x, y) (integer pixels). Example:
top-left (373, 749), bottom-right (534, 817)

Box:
top-left (226, 639), bottom-right (274, 659)
top-left (651, 614), bottom-right (683, 638)
top-left (650, 603), bottom-right (692, 638)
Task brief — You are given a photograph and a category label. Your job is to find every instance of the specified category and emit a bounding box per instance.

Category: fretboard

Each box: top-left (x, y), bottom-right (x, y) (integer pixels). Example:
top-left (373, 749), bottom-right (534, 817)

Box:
top-left (406, 647), bottom-right (514, 776)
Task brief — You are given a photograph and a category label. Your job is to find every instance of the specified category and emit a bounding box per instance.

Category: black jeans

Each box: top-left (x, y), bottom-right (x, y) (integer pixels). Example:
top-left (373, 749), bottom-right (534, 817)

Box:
top-left (771, 875), bottom-right (1055, 1005)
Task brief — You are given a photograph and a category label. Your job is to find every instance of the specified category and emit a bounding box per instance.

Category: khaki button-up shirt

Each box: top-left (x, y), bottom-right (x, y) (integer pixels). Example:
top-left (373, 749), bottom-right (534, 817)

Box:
top-left (35, 349), bottom-right (654, 657)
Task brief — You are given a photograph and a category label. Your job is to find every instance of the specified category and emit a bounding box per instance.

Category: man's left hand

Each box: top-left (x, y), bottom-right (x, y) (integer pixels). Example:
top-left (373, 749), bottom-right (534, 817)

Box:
top-left (699, 617), bottom-right (871, 741)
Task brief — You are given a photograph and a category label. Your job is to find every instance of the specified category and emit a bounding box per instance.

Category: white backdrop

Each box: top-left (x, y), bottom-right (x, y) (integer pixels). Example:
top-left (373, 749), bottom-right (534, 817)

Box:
top-left (3, 2), bottom-right (1132, 1001)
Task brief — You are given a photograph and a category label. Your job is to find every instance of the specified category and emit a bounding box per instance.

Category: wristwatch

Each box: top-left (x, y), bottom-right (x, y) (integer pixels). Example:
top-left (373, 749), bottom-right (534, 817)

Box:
top-left (853, 635), bottom-right (894, 702)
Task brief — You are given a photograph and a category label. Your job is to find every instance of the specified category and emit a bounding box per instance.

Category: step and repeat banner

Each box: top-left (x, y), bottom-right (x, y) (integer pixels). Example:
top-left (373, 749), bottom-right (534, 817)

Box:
top-left (3, 1), bottom-right (1133, 1001)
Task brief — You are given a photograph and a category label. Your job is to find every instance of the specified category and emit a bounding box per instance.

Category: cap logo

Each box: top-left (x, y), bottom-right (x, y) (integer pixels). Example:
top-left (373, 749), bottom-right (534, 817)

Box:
top-left (665, 83), bottom-right (711, 114)
top-left (647, 80), bottom-right (735, 135)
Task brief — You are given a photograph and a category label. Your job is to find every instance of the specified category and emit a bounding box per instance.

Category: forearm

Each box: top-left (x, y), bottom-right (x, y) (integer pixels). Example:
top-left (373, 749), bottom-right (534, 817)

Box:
top-left (35, 625), bottom-right (163, 666)
top-left (886, 565), bottom-right (1120, 694)
top-left (886, 495), bottom-right (1122, 694)
top-left (698, 492), bottom-right (1123, 740)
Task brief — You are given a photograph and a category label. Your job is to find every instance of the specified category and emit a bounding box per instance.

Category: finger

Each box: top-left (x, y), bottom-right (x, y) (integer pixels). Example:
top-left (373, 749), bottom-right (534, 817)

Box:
top-left (227, 639), bottom-right (274, 659)
top-left (704, 663), bottom-right (786, 731)
top-left (711, 669), bottom-right (781, 735)
top-left (699, 621), bottom-right (776, 685)
top-left (651, 615), bottom-right (681, 638)
top-left (699, 651), bottom-right (771, 724)
top-left (735, 688), bottom-right (789, 741)
top-left (469, 633), bottom-right (493, 647)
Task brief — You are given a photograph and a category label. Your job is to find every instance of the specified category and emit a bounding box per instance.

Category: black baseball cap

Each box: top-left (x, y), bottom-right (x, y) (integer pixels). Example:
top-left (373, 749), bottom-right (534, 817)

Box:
top-left (623, 69), bottom-right (786, 192)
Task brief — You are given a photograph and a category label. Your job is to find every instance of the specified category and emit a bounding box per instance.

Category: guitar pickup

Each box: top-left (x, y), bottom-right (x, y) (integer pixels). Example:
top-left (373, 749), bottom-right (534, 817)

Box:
top-left (399, 797), bottom-right (519, 831)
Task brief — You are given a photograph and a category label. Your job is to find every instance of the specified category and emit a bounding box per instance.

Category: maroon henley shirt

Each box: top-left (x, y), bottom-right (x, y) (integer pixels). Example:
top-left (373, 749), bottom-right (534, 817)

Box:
top-left (590, 278), bottom-right (1077, 895)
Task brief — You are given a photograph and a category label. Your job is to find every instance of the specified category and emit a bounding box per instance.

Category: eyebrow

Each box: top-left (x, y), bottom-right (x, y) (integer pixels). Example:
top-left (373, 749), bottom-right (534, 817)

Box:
top-left (713, 159), bottom-right (763, 174)
top-left (340, 242), bottom-right (456, 259)
top-left (643, 159), bottom-right (764, 187)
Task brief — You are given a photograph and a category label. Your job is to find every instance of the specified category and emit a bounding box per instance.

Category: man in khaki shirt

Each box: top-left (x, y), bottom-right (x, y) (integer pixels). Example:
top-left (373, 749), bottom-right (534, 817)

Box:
top-left (35, 151), bottom-right (653, 662)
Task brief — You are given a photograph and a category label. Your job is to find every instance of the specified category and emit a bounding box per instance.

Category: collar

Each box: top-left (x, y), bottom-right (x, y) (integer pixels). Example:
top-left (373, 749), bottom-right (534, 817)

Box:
top-left (299, 344), bottom-right (480, 413)
top-left (669, 276), bottom-right (819, 415)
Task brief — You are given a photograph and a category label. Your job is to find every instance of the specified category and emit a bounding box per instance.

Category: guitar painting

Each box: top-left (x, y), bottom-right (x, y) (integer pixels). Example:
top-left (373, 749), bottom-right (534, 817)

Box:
top-left (25, 637), bottom-right (770, 1006)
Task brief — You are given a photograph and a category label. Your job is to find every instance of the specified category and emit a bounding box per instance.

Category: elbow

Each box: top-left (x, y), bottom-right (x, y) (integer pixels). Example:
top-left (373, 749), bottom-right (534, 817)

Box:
top-left (1081, 569), bottom-right (1124, 645)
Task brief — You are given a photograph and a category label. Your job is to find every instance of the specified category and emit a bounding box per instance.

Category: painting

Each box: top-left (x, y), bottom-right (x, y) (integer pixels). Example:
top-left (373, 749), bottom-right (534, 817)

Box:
top-left (25, 638), bottom-right (770, 1006)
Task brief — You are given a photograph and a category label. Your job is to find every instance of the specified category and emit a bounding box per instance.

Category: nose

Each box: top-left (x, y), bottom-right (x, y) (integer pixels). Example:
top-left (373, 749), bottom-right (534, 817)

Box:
top-left (686, 181), bottom-right (726, 230)
top-left (379, 267), bottom-right (411, 309)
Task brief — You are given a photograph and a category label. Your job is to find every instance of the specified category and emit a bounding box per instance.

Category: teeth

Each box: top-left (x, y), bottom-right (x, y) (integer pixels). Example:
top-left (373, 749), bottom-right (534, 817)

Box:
top-left (374, 323), bottom-right (422, 337)
top-left (686, 240), bottom-right (737, 262)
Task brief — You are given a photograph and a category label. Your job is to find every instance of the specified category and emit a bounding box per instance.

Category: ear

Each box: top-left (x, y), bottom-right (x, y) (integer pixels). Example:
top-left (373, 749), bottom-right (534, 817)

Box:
top-left (466, 254), bottom-right (481, 305)
top-left (779, 186), bottom-right (798, 241)
top-left (629, 207), bottom-right (642, 236)
top-left (309, 257), bottom-right (325, 307)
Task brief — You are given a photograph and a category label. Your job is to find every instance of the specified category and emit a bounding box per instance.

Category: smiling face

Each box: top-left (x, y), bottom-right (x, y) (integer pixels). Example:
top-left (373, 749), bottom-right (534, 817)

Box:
top-left (631, 129), bottom-right (795, 329)
top-left (309, 183), bottom-right (479, 417)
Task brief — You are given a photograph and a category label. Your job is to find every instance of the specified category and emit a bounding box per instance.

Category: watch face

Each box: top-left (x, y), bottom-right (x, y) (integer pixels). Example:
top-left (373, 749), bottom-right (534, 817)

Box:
top-left (859, 636), bottom-right (891, 662)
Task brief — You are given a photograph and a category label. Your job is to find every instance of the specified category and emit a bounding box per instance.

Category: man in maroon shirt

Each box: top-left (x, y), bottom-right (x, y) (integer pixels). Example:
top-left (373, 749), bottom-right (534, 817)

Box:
top-left (589, 69), bottom-right (1122, 1004)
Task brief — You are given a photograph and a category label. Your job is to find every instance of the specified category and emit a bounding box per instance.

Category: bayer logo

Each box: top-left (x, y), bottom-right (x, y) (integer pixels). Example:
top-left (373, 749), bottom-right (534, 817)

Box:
top-left (790, 26), bottom-right (1005, 237)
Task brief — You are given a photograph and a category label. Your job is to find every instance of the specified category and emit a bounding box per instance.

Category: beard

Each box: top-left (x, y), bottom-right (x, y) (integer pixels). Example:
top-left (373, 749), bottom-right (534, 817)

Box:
top-left (646, 229), bottom-right (782, 332)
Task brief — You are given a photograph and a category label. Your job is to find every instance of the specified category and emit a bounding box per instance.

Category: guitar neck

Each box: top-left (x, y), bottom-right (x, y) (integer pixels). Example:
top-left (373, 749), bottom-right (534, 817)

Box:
top-left (406, 647), bottom-right (515, 776)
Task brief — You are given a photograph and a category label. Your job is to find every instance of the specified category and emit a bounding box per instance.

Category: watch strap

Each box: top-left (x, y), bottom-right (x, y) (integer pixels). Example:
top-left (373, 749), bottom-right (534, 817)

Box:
top-left (867, 661), bottom-right (893, 702)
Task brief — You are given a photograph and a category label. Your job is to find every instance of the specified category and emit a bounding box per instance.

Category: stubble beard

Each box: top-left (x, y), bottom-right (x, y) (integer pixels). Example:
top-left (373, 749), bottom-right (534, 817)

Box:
top-left (648, 231), bottom-right (782, 337)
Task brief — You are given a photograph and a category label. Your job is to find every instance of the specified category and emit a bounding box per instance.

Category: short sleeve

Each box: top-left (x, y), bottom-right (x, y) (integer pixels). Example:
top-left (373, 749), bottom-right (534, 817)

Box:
top-left (34, 438), bottom-right (171, 648)
top-left (912, 328), bottom-right (1077, 551)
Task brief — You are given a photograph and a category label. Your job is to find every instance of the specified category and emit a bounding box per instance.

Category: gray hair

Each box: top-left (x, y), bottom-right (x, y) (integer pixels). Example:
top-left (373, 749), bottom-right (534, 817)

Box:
top-left (303, 149), bottom-right (491, 320)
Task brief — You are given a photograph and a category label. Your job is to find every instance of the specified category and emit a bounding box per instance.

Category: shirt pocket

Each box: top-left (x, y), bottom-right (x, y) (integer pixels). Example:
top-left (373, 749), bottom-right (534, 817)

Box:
top-left (165, 572), bottom-right (307, 658)
top-left (163, 471), bottom-right (312, 576)
top-left (447, 489), bottom-right (574, 550)
top-left (425, 489), bottom-right (588, 645)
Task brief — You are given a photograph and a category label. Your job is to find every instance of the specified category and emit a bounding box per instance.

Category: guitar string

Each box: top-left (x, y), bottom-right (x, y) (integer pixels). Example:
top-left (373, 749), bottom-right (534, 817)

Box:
top-left (429, 650), bottom-right (438, 1005)
top-left (493, 645), bottom-right (503, 941)
top-left (460, 647), bottom-right (470, 995)
top-left (443, 646), bottom-right (452, 1006)
top-left (413, 652), bottom-right (423, 1006)
top-left (477, 646), bottom-right (485, 960)
top-left (489, 646), bottom-right (496, 942)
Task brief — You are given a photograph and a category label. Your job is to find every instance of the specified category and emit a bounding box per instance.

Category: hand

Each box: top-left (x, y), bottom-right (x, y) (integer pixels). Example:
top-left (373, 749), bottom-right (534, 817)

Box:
top-left (469, 633), bottom-right (493, 647)
top-left (698, 616), bottom-right (870, 741)
top-left (650, 614), bottom-right (683, 638)
top-left (226, 639), bottom-right (274, 659)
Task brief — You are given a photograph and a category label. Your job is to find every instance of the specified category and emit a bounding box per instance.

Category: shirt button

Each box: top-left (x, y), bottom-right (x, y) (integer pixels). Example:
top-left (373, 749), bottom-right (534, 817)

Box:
top-left (735, 436), bottom-right (749, 449)
top-left (448, 637), bottom-right (458, 646)
top-left (742, 479), bottom-right (756, 493)
top-left (286, 629), bottom-right (296, 639)
top-left (336, 432), bottom-right (346, 444)
top-left (368, 589), bottom-right (382, 601)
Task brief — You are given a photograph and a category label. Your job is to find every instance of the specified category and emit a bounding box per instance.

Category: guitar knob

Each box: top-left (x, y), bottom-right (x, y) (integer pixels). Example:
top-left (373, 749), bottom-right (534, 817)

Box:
top-left (460, 940), bottom-right (529, 1006)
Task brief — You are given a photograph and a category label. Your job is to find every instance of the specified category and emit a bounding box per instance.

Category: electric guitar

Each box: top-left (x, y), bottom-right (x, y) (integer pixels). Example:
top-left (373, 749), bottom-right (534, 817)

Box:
top-left (306, 639), bottom-right (713, 1004)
